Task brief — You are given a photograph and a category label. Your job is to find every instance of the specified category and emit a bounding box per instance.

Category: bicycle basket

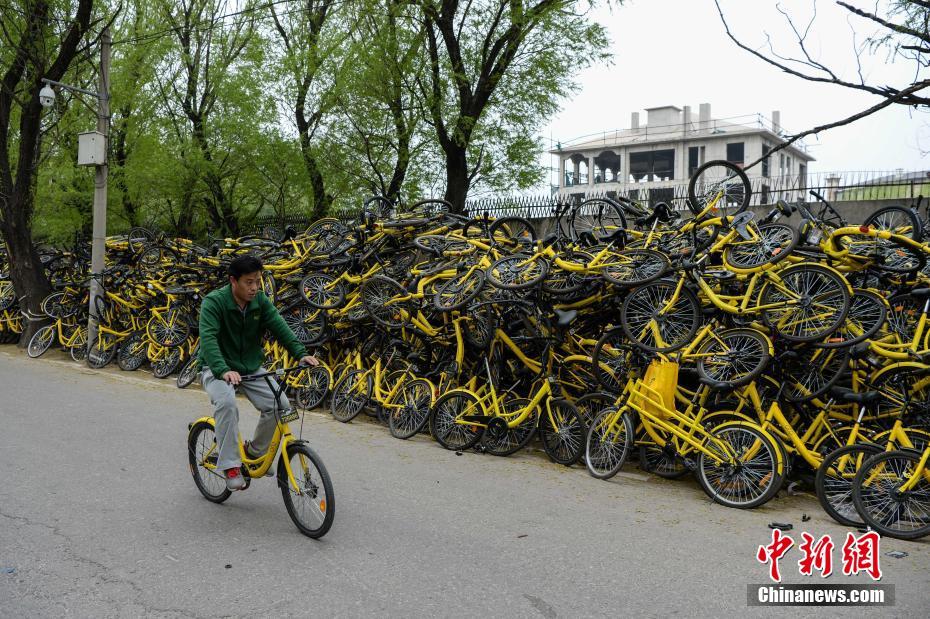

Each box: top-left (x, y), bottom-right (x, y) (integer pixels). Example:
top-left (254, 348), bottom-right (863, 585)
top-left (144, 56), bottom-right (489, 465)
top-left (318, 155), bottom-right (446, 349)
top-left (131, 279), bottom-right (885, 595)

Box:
top-left (629, 357), bottom-right (679, 420)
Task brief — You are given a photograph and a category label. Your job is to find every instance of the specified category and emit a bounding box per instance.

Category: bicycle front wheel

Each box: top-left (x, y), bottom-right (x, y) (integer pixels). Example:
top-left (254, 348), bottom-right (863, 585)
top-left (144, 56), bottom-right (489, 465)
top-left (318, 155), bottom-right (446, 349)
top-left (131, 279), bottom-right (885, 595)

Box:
top-left (853, 449), bottom-right (930, 540)
top-left (696, 423), bottom-right (782, 509)
top-left (279, 443), bottom-right (335, 538)
top-left (585, 408), bottom-right (634, 479)
top-left (537, 399), bottom-right (585, 466)
top-left (760, 263), bottom-right (850, 342)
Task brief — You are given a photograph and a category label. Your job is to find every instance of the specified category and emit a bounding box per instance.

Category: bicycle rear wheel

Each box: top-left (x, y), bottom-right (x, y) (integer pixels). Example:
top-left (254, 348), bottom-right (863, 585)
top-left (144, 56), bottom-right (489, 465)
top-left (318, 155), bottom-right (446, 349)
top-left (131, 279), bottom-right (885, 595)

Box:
top-left (27, 324), bottom-right (55, 358)
top-left (278, 443), bottom-right (335, 538)
top-left (537, 399), bottom-right (585, 466)
top-left (815, 443), bottom-right (881, 527)
top-left (387, 378), bottom-right (434, 440)
top-left (688, 160), bottom-right (751, 218)
top-left (621, 279), bottom-right (701, 352)
top-left (188, 421), bottom-right (232, 503)
top-left (430, 390), bottom-right (485, 451)
top-left (330, 369), bottom-right (372, 422)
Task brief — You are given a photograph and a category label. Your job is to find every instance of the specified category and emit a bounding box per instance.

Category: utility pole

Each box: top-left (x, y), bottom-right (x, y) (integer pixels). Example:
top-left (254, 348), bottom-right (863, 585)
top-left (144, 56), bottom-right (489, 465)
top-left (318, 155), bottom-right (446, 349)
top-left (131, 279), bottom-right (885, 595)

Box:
top-left (87, 26), bottom-right (110, 359)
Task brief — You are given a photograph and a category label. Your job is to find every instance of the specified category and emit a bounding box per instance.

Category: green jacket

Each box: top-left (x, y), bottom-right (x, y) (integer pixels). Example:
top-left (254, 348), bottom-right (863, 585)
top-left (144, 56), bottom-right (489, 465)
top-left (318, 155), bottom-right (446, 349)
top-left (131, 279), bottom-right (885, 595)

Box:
top-left (198, 284), bottom-right (307, 379)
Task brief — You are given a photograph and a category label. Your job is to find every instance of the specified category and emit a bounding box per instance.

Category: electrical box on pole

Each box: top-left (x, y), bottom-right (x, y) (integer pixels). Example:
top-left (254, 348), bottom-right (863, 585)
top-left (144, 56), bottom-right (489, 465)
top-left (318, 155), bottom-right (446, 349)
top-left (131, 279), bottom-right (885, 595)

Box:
top-left (77, 131), bottom-right (106, 166)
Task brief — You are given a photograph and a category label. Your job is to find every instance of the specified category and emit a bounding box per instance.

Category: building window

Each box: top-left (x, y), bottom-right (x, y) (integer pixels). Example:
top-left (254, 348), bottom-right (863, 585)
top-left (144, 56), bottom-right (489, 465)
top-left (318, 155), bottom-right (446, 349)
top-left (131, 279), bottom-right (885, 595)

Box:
top-left (799, 164), bottom-right (807, 190)
top-left (726, 142), bottom-right (744, 166)
top-left (762, 144), bottom-right (770, 178)
top-left (630, 149), bottom-right (675, 182)
top-left (761, 184), bottom-right (770, 205)
top-left (688, 147), bottom-right (700, 177)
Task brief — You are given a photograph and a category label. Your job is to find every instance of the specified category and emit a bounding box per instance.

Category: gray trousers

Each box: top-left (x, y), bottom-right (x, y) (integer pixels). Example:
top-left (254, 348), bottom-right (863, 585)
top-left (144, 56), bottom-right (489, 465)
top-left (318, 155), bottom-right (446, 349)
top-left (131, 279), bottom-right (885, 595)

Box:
top-left (202, 368), bottom-right (291, 471)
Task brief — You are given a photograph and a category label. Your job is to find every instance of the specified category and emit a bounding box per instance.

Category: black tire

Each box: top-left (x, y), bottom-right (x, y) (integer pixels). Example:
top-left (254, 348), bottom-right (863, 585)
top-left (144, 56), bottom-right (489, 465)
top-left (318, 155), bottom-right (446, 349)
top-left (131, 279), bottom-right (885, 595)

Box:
top-left (865, 205), bottom-right (923, 240)
top-left (575, 392), bottom-right (619, 427)
top-left (177, 355), bottom-right (202, 389)
top-left (360, 275), bottom-right (409, 328)
top-left (569, 198), bottom-right (627, 243)
top-left (688, 160), bottom-right (751, 217)
top-left (146, 309), bottom-right (191, 348)
top-left (696, 328), bottom-right (771, 388)
top-left (621, 279), bottom-right (702, 352)
top-left (188, 421), bottom-right (232, 503)
top-left (117, 330), bottom-right (148, 371)
top-left (387, 378), bottom-right (434, 440)
top-left (489, 217), bottom-right (537, 249)
top-left (782, 345), bottom-right (850, 403)
top-left (27, 324), bottom-right (55, 358)
top-left (591, 327), bottom-right (633, 392)
top-left (601, 249), bottom-right (670, 287)
top-left (696, 423), bottom-right (783, 509)
top-left (537, 399), bottom-right (585, 466)
top-left (330, 369), bottom-right (372, 423)
top-left (278, 443), bottom-right (335, 538)
top-left (153, 347), bottom-right (182, 378)
top-left (486, 253), bottom-right (549, 290)
top-left (542, 251), bottom-right (593, 295)
top-left (283, 305), bottom-right (326, 345)
top-left (815, 443), bottom-right (882, 527)
top-left (639, 443), bottom-right (690, 479)
top-left (433, 269), bottom-right (486, 311)
top-left (723, 222), bottom-right (798, 270)
top-left (852, 449), bottom-right (930, 540)
top-left (430, 390), bottom-right (485, 451)
top-left (816, 289), bottom-right (887, 349)
top-left (760, 263), bottom-right (850, 343)
top-left (295, 365), bottom-right (331, 410)
top-left (69, 328), bottom-right (88, 362)
top-left (127, 227), bottom-right (156, 254)
top-left (481, 398), bottom-right (538, 456)
top-left (585, 408), bottom-right (634, 479)
top-left (87, 331), bottom-right (118, 369)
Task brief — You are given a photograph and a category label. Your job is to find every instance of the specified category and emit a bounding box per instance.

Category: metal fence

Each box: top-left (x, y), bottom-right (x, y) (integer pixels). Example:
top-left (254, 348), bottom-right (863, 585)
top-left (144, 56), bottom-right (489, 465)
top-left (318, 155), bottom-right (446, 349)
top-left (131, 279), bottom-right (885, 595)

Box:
top-left (246, 169), bottom-right (930, 235)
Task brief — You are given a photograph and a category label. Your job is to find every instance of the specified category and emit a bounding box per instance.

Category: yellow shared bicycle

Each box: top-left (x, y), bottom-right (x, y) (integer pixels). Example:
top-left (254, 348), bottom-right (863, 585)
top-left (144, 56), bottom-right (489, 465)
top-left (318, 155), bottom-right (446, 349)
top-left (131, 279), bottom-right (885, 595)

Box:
top-left (187, 365), bottom-right (335, 538)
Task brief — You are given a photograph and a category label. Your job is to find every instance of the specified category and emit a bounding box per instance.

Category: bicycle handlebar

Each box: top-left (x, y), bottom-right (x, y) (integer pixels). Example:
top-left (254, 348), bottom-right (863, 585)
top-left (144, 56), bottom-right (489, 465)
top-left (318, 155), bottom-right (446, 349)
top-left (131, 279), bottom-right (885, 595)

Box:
top-left (238, 364), bottom-right (312, 382)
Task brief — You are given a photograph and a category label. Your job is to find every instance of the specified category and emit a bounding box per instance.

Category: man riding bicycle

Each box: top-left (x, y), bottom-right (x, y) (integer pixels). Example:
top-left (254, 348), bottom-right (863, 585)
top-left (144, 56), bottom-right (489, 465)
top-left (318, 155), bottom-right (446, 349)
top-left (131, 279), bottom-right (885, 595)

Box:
top-left (199, 255), bottom-right (319, 491)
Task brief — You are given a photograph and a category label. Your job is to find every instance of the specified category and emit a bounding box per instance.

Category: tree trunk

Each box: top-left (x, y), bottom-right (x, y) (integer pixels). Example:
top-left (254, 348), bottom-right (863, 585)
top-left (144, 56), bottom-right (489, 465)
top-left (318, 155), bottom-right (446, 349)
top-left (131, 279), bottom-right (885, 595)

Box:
top-left (0, 191), bottom-right (52, 346)
top-left (443, 146), bottom-right (469, 214)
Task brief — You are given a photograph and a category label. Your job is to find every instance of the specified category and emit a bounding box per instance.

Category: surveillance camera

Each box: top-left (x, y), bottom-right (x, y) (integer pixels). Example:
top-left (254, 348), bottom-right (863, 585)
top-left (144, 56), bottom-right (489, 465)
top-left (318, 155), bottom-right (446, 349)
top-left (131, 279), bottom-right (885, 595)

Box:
top-left (39, 84), bottom-right (55, 108)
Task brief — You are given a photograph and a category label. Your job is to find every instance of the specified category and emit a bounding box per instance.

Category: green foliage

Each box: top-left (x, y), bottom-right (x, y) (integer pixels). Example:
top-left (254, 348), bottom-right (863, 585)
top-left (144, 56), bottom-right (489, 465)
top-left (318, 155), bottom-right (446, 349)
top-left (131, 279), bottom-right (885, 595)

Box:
top-left (8, 0), bottom-right (613, 241)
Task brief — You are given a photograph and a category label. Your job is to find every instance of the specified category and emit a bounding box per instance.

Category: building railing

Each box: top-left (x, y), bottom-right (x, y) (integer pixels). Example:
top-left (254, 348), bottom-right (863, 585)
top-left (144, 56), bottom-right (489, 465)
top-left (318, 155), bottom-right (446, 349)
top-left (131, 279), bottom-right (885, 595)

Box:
top-left (245, 169), bottom-right (930, 235)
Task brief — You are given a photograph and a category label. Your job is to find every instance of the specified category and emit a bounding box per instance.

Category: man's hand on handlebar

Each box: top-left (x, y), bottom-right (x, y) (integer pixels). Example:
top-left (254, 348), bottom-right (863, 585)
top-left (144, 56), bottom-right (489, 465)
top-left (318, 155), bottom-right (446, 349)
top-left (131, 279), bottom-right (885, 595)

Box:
top-left (223, 370), bottom-right (242, 385)
top-left (300, 355), bottom-right (320, 367)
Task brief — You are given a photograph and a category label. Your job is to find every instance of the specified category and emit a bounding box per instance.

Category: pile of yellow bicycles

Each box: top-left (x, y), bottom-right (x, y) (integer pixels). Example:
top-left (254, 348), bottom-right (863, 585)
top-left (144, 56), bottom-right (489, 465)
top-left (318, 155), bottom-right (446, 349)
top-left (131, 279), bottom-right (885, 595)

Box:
top-left (6, 160), bottom-right (930, 538)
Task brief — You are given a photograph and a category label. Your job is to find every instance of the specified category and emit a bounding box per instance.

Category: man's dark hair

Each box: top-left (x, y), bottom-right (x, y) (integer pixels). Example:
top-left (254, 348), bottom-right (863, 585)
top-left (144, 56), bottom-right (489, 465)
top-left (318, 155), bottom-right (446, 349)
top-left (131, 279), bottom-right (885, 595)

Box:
top-left (228, 255), bottom-right (263, 279)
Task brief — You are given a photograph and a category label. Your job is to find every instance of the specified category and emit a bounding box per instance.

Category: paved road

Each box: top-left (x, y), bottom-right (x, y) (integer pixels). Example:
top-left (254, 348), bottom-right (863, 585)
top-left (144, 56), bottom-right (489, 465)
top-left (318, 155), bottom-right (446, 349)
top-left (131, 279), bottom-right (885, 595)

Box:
top-left (1, 349), bottom-right (928, 618)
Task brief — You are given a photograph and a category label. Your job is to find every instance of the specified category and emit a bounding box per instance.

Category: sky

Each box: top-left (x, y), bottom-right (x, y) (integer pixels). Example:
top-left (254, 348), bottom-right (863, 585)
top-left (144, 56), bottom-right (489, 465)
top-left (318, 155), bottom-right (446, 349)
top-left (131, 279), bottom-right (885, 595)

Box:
top-left (539, 0), bottom-right (930, 189)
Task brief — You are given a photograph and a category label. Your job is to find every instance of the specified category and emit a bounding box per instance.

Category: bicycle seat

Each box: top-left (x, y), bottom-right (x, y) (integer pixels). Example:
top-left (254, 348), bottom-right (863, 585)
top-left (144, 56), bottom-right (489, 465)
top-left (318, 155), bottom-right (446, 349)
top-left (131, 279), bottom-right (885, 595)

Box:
top-left (848, 342), bottom-right (872, 359)
top-left (704, 270), bottom-right (737, 282)
top-left (729, 211), bottom-right (755, 227)
top-left (908, 288), bottom-right (930, 299)
top-left (829, 386), bottom-right (882, 405)
top-left (554, 309), bottom-right (578, 328)
top-left (541, 232), bottom-right (559, 246)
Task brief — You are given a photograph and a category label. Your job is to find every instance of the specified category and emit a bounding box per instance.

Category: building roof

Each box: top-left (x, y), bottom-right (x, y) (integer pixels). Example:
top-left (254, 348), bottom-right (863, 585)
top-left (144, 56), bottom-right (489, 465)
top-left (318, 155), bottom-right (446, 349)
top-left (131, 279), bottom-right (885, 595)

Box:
top-left (551, 117), bottom-right (814, 161)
